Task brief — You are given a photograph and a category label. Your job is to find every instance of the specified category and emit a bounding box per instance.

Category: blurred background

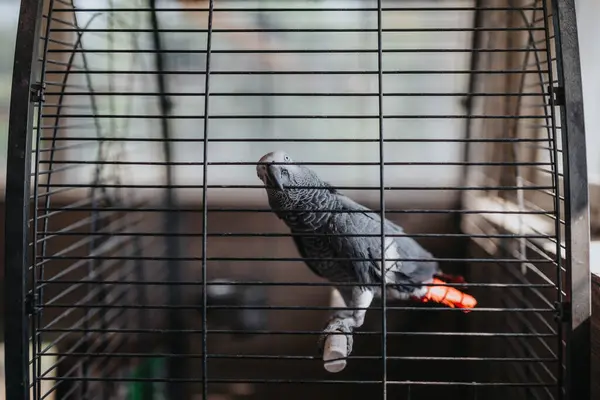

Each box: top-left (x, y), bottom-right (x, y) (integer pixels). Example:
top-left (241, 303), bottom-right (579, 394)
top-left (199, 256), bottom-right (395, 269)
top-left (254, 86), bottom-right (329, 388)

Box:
top-left (0, 0), bottom-right (599, 399)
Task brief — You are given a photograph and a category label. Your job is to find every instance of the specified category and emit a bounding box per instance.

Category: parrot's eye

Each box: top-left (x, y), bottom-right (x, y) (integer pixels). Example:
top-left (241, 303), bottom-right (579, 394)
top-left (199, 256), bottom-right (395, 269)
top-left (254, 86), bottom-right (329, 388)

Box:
top-left (284, 155), bottom-right (290, 162)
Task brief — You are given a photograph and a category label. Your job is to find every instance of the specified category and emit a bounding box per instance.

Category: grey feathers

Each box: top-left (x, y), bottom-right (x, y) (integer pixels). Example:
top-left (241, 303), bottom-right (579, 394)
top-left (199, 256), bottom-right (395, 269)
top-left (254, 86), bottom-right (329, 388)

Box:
top-left (257, 151), bottom-right (438, 296)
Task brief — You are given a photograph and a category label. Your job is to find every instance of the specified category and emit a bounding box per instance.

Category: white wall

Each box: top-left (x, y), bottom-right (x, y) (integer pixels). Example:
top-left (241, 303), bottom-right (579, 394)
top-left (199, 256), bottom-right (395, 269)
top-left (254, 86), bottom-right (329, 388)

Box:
top-left (576, 0), bottom-right (600, 184)
top-left (64, 0), bottom-right (474, 206)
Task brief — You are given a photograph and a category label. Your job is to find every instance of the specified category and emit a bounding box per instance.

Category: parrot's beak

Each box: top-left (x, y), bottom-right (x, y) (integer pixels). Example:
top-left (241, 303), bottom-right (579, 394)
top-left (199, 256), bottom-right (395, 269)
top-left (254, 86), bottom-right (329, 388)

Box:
top-left (267, 165), bottom-right (285, 191)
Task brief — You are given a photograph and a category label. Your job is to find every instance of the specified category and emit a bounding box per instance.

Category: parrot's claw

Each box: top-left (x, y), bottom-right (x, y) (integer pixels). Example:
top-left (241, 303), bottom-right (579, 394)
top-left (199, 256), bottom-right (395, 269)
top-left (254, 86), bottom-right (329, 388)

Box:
top-left (317, 319), bottom-right (354, 357)
top-left (435, 273), bottom-right (466, 284)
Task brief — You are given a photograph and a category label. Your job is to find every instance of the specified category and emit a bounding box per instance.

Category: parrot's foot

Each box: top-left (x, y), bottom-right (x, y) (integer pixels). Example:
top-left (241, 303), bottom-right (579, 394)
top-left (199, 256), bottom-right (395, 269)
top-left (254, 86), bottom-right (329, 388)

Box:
top-left (318, 318), bottom-right (354, 357)
top-left (435, 272), bottom-right (466, 284)
top-left (418, 278), bottom-right (478, 312)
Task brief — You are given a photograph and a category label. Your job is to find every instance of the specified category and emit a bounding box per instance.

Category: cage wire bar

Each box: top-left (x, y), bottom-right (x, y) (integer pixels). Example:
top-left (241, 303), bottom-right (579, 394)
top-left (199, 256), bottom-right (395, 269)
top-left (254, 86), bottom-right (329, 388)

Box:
top-left (146, 1), bottom-right (189, 399)
top-left (3, 0), bottom-right (591, 400)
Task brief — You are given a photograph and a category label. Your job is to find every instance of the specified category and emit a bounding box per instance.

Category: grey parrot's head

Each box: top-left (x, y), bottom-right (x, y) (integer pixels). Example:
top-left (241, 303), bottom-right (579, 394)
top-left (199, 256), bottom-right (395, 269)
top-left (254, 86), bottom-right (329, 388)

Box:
top-left (256, 150), bottom-right (303, 192)
top-left (257, 151), bottom-right (336, 226)
top-left (256, 150), bottom-right (328, 204)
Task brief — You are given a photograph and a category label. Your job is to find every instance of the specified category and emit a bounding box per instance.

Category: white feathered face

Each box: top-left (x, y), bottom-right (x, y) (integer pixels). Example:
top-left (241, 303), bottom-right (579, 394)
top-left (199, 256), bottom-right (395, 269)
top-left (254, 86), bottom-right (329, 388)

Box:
top-left (256, 151), bottom-right (295, 191)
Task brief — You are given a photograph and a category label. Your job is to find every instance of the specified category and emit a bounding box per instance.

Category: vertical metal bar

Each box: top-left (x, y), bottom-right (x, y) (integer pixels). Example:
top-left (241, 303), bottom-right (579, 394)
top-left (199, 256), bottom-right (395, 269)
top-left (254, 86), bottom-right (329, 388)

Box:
top-left (202, 1), bottom-right (215, 399)
top-left (539, 0), bottom-right (565, 398)
top-left (4, 1), bottom-right (45, 399)
top-left (459, 4), bottom-right (483, 390)
top-left (462, 0), bottom-right (483, 142)
top-left (148, 2), bottom-right (185, 398)
top-left (31, 0), bottom-right (58, 397)
top-left (103, 9), bottom-right (117, 397)
top-left (460, 1), bottom-right (483, 198)
top-left (552, 1), bottom-right (591, 399)
top-left (78, 5), bottom-right (108, 394)
top-left (376, 0), bottom-right (386, 398)
top-left (359, 0), bottom-right (369, 139)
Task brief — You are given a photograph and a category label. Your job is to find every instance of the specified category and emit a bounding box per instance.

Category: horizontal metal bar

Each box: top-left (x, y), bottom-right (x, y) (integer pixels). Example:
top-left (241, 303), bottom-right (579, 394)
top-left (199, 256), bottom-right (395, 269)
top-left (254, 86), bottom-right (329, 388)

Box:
top-left (36, 124), bottom-right (97, 132)
top-left (35, 376), bottom-right (557, 386)
top-left (42, 271), bottom-right (130, 331)
top-left (533, 167), bottom-right (564, 177)
top-left (29, 198), bottom-right (93, 227)
top-left (49, 27), bottom-right (546, 33)
top-left (502, 335), bottom-right (557, 394)
top-left (34, 280), bottom-right (557, 289)
top-left (502, 297), bottom-right (559, 363)
top-left (39, 267), bottom-right (144, 337)
top-left (46, 65), bottom-right (541, 76)
top-left (34, 303), bottom-right (133, 393)
top-left (35, 230), bottom-right (555, 240)
top-left (31, 199), bottom-right (112, 227)
top-left (531, 14), bottom-right (552, 25)
top-left (30, 186), bottom-right (85, 200)
top-left (35, 328), bottom-right (556, 338)
top-left (524, 124), bottom-right (562, 129)
top-left (42, 92), bottom-right (551, 98)
top-left (39, 303), bottom-right (554, 313)
top-left (33, 234), bottom-right (133, 270)
top-left (34, 232), bottom-right (152, 287)
top-left (37, 352), bottom-right (558, 363)
top-left (45, 68), bottom-right (548, 75)
top-left (43, 81), bottom-right (89, 90)
top-left (31, 164), bottom-right (85, 177)
top-left (35, 207), bottom-right (553, 215)
top-left (35, 184), bottom-right (557, 191)
top-left (36, 137), bottom-right (550, 144)
top-left (39, 114), bottom-right (545, 119)
top-left (34, 255), bottom-right (556, 263)
top-left (35, 160), bottom-right (555, 167)
top-left (33, 142), bottom-right (93, 154)
top-left (52, 7), bottom-right (545, 13)
top-left (39, 35), bottom-right (74, 48)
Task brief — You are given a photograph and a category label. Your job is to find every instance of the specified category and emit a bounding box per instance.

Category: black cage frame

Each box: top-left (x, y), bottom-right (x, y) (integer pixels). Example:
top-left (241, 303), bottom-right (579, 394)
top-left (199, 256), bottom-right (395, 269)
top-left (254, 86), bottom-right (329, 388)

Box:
top-left (3, 0), bottom-right (591, 399)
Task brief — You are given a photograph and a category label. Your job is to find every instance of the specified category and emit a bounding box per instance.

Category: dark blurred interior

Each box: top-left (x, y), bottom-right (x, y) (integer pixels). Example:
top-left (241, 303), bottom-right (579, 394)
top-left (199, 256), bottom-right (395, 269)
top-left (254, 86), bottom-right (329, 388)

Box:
top-left (2, 199), bottom-right (591, 400)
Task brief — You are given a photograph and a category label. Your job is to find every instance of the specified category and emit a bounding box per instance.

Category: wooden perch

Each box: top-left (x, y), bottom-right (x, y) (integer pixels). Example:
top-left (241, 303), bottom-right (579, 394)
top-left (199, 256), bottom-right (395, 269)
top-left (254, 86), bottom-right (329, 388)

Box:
top-left (322, 288), bottom-right (348, 373)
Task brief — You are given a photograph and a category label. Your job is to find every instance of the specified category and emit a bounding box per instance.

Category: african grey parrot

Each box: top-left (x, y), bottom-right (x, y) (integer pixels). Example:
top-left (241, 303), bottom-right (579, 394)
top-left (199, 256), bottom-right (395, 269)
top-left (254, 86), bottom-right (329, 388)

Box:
top-left (256, 150), bottom-right (477, 356)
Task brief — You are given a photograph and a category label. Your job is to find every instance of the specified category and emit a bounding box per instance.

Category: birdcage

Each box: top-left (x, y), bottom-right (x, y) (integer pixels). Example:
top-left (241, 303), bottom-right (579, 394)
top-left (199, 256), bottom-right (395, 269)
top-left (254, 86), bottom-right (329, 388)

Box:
top-left (4, 0), bottom-right (591, 400)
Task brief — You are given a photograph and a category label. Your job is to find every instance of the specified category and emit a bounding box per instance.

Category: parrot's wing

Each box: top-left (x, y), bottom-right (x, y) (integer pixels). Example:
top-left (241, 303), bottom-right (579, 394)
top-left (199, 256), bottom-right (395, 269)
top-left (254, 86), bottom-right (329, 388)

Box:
top-left (334, 192), bottom-right (375, 214)
top-left (384, 235), bottom-right (439, 285)
top-left (290, 233), bottom-right (328, 279)
top-left (334, 191), bottom-right (407, 235)
top-left (330, 206), bottom-right (438, 290)
top-left (327, 210), bottom-right (386, 286)
top-left (334, 191), bottom-right (438, 279)
top-left (334, 192), bottom-right (382, 225)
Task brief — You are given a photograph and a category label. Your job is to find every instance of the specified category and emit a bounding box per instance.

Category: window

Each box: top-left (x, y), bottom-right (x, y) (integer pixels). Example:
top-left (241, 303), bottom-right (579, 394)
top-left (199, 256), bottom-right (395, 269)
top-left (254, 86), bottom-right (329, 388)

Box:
top-left (46, 0), bottom-right (475, 207)
top-left (575, 0), bottom-right (600, 239)
top-left (462, 0), bottom-right (599, 276)
top-left (575, 0), bottom-right (600, 276)
top-left (0, 0), bottom-right (21, 189)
